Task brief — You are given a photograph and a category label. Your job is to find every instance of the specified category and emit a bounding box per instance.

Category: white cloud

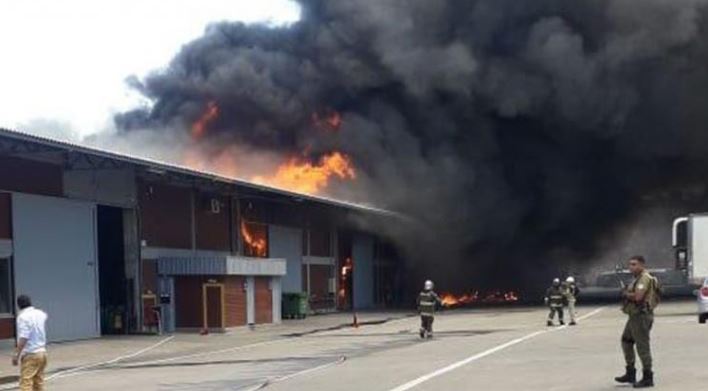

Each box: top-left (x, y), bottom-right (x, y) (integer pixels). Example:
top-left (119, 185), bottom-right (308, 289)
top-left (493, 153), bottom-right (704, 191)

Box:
top-left (0, 0), bottom-right (300, 136)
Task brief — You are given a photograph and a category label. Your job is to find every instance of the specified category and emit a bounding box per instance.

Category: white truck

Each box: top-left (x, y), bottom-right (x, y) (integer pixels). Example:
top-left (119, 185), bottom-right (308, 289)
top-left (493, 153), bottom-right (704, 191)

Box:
top-left (672, 215), bottom-right (708, 286)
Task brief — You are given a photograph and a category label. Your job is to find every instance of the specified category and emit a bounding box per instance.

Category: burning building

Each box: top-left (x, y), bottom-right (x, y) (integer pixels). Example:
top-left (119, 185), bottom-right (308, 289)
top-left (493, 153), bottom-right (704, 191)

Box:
top-left (111, 0), bottom-right (708, 297)
top-left (0, 127), bottom-right (401, 342)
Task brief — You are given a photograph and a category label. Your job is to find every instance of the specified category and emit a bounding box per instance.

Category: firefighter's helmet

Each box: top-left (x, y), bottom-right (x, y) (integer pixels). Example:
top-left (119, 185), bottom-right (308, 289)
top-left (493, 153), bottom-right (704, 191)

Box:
top-left (424, 280), bottom-right (434, 291)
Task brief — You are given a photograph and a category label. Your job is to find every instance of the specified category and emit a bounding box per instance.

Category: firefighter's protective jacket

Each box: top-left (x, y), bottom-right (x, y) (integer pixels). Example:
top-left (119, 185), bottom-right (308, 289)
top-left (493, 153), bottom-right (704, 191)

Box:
top-left (545, 286), bottom-right (565, 308)
top-left (417, 290), bottom-right (441, 316)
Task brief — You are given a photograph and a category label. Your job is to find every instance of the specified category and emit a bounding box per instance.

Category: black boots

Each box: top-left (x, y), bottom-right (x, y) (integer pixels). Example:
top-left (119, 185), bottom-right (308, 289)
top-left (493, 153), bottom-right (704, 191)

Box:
top-left (614, 366), bottom-right (637, 384)
top-left (633, 370), bottom-right (654, 388)
top-left (547, 320), bottom-right (553, 326)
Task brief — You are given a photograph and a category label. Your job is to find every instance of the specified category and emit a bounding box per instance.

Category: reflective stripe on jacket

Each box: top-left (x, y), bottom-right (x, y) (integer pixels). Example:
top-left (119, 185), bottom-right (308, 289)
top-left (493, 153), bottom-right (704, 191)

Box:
top-left (418, 291), bottom-right (440, 316)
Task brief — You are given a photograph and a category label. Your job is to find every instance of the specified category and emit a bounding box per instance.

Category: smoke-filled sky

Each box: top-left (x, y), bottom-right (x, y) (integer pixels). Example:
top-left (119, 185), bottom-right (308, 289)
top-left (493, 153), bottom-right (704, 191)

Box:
top-left (7, 0), bottom-right (708, 288)
top-left (0, 0), bottom-right (299, 138)
top-left (114, 0), bottom-right (708, 288)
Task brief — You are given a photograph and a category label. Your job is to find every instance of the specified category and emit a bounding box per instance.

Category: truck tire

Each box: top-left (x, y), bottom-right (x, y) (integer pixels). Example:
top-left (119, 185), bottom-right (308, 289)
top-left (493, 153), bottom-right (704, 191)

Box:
top-left (700, 314), bottom-right (707, 324)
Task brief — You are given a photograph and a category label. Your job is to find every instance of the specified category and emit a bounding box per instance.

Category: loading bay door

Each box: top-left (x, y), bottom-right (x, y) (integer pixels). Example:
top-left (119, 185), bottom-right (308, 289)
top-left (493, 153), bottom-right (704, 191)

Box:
top-left (12, 193), bottom-right (100, 341)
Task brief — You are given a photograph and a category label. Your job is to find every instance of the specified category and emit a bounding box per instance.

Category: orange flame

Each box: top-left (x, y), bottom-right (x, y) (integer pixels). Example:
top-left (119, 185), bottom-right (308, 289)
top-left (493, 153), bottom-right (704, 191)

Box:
top-left (252, 152), bottom-right (356, 194)
top-left (241, 221), bottom-right (267, 257)
top-left (192, 101), bottom-right (219, 139)
top-left (440, 290), bottom-right (519, 307)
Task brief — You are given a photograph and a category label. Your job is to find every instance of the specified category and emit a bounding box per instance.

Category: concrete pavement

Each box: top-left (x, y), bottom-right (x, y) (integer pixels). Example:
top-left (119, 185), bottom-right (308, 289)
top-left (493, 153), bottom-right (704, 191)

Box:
top-left (2, 302), bottom-right (706, 390)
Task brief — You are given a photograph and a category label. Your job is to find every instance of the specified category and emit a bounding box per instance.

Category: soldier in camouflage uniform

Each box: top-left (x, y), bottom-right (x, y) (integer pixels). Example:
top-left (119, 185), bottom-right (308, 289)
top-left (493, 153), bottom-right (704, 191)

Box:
top-left (614, 255), bottom-right (659, 388)
top-left (417, 280), bottom-right (441, 339)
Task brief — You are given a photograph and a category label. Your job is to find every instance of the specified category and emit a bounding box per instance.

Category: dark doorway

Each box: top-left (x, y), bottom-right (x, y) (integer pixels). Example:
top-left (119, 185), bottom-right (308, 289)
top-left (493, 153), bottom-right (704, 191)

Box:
top-left (97, 205), bottom-right (127, 334)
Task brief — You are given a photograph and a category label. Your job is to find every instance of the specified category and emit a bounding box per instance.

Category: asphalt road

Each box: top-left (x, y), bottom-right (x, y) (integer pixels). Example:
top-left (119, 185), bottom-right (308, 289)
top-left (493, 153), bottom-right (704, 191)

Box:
top-left (44, 301), bottom-right (706, 390)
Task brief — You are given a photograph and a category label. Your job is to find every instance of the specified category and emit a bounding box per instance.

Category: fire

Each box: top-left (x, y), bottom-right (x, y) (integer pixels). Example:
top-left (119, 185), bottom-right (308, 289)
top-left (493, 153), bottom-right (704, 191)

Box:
top-left (252, 152), bottom-right (356, 194)
top-left (241, 221), bottom-right (267, 257)
top-left (312, 109), bottom-right (342, 131)
top-left (440, 290), bottom-right (520, 307)
top-left (192, 101), bottom-right (219, 139)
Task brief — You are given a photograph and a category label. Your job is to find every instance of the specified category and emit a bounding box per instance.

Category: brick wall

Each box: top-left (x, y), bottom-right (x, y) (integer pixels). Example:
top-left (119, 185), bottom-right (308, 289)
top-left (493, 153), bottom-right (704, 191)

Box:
top-left (141, 260), bottom-right (158, 295)
top-left (195, 194), bottom-right (231, 251)
top-left (174, 276), bottom-right (203, 328)
top-left (0, 156), bottom-right (62, 196)
top-left (0, 318), bottom-right (14, 339)
top-left (224, 276), bottom-right (246, 327)
top-left (174, 275), bottom-right (247, 329)
top-left (138, 182), bottom-right (192, 249)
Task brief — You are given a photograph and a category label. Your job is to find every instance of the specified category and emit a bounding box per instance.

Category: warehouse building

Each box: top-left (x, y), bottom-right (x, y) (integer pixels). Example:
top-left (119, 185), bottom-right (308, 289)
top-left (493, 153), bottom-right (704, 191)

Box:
top-left (0, 128), bottom-right (399, 341)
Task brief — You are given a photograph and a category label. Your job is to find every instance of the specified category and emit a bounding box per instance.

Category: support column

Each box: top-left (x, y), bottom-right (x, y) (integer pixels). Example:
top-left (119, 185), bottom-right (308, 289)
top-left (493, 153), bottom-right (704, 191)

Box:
top-left (271, 277), bottom-right (282, 324)
top-left (246, 276), bottom-right (255, 325)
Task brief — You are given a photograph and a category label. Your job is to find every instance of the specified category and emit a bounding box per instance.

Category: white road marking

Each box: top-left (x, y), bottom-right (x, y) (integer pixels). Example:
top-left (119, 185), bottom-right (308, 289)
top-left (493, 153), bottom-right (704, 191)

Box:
top-left (387, 307), bottom-right (605, 391)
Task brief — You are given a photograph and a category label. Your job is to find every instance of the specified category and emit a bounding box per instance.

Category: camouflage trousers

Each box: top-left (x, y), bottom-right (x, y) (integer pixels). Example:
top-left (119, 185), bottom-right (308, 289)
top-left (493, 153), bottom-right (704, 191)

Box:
top-left (621, 312), bottom-right (654, 371)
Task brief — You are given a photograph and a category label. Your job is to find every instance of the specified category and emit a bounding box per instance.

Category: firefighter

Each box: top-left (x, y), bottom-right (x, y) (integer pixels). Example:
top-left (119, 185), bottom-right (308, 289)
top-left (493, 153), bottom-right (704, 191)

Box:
top-left (544, 278), bottom-right (565, 326)
top-left (417, 280), bottom-right (441, 339)
top-left (563, 276), bottom-right (580, 326)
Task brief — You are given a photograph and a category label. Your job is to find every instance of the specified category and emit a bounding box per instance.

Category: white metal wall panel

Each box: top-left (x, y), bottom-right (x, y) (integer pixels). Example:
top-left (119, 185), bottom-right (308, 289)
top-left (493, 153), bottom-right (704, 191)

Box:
top-left (690, 215), bottom-right (708, 279)
top-left (12, 193), bottom-right (100, 341)
top-left (353, 234), bottom-right (374, 310)
top-left (271, 277), bottom-right (282, 324)
top-left (268, 226), bottom-right (303, 293)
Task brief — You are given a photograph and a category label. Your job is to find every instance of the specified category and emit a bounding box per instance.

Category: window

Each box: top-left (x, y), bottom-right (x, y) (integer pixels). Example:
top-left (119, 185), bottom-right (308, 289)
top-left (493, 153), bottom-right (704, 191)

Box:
top-left (304, 229), bottom-right (332, 257)
top-left (240, 221), bottom-right (268, 258)
top-left (0, 258), bottom-right (12, 314)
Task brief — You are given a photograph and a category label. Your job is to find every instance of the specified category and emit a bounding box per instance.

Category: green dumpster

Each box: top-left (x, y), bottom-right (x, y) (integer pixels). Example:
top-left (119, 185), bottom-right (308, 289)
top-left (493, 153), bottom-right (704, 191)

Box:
top-left (282, 294), bottom-right (296, 319)
top-left (282, 293), bottom-right (309, 319)
top-left (294, 293), bottom-right (309, 319)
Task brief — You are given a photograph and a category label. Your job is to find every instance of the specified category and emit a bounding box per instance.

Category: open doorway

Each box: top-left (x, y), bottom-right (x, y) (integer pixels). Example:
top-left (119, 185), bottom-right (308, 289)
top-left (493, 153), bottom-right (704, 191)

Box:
top-left (97, 205), bottom-right (127, 334)
top-left (337, 231), bottom-right (353, 310)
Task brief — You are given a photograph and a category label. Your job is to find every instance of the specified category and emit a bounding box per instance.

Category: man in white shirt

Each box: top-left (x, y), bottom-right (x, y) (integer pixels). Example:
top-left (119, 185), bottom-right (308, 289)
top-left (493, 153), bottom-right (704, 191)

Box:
top-left (12, 295), bottom-right (48, 391)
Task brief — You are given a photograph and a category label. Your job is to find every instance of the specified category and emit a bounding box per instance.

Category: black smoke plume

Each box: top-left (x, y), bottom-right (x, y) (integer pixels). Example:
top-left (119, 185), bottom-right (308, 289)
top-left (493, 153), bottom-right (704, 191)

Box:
top-left (117, 0), bottom-right (708, 292)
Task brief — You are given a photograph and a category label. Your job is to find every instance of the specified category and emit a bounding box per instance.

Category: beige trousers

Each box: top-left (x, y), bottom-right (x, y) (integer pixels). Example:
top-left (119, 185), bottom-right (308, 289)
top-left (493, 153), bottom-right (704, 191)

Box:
top-left (20, 352), bottom-right (47, 391)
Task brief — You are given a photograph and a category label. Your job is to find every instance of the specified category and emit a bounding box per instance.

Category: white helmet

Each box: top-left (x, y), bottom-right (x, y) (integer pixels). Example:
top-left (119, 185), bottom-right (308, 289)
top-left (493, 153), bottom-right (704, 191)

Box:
top-left (552, 278), bottom-right (560, 285)
top-left (424, 280), bottom-right (434, 290)
top-left (566, 276), bottom-right (575, 283)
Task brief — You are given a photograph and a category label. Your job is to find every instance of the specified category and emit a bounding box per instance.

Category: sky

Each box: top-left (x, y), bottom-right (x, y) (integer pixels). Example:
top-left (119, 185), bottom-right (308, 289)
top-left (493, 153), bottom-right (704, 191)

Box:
top-left (0, 0), bottom-right (299, 140)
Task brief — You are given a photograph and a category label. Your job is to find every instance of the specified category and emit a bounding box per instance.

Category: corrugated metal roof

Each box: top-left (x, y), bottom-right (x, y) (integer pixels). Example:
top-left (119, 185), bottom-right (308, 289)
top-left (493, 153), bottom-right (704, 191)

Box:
top-left (0, 126), bottom-right (395, 215)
